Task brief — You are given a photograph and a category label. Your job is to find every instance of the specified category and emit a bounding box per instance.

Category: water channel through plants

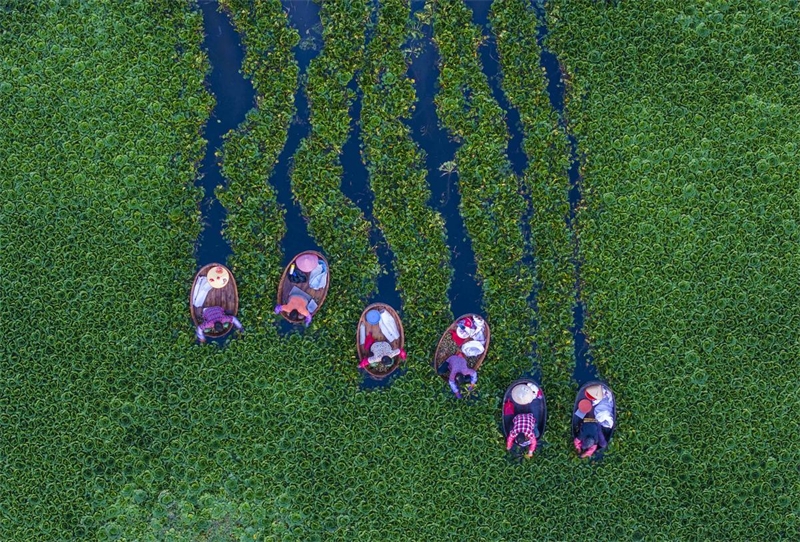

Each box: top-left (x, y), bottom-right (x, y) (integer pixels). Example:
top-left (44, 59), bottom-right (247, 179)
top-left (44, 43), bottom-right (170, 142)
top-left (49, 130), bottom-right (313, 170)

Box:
top-left (198, 0), bottom-right (597, 385)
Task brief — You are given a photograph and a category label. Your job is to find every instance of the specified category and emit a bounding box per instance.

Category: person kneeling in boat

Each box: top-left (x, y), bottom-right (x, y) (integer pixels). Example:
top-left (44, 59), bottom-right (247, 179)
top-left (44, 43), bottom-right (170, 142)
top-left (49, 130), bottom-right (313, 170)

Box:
top-left (196, 306), bottom-right (243, 343)
top-left (274, 294), bottom-right (313, 326)
top-left (358, 332), bottom-right (407, 370)
top-left (505, 411), bottom-right (538, 458)
top-left (574, 416), bottom-right (607, 458)
top-left (443, 353), bottom-right (477, 399)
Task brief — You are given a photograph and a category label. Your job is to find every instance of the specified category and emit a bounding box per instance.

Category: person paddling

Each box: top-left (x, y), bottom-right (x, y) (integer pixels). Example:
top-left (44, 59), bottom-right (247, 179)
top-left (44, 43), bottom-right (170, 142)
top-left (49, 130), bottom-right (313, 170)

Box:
top-left (196, 306), bottom-right (242, 343)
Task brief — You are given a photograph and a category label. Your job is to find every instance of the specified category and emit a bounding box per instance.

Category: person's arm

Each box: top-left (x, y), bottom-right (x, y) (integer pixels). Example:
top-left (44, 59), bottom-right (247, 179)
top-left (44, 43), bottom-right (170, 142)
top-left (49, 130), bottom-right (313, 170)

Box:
top-left (598, 429), bottom-right (608, 450)
top-left (506, 428), bottom-right (518, 450)
top-left (398, 348), bottom-right (407, 360)
top-left (196, 325), bottom-right (206, 343)
top-left (448, 375), bottom-right (461, 398)
top-left (231, 316), bottom-right (243, 331)
top-left (303, 314), bottom-right (312, 326)
top-left (527, 434), bottom-right (538, 457)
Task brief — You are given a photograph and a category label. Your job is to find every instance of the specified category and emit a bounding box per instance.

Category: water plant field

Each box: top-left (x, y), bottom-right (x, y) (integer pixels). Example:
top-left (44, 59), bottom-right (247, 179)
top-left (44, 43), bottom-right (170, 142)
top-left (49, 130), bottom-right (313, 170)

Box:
top-left (1, 0), bottom-right (798, 539)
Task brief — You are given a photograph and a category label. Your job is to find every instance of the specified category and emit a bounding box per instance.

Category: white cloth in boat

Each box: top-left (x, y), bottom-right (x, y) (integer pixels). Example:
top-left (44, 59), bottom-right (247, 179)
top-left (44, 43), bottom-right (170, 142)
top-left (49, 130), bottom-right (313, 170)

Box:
top-left (192, 276), bottom-right (213, 308)
top-left (308, 261), bottom-right (328, 290)
top-left (287, 286), bottom-right (318, 313)
top-left (593, 396), bottom-right (614, 428)
top-left (378, 311), bottom-right (400, 342)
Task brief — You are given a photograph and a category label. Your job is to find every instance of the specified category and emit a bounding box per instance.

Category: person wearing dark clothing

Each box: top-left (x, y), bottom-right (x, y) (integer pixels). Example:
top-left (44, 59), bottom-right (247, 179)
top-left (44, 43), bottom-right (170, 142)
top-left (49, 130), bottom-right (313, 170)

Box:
top-left (573, 418), bottom-right (607, 458)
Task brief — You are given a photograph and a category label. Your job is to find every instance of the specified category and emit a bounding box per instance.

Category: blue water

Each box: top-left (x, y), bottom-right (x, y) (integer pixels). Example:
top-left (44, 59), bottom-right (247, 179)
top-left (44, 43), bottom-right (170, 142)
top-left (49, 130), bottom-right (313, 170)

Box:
top-left (465, 0), bottom-right (540, 381)
top-left (195, 1), bottom-right (254, 267)
top-left (531, 0), bottom-right (598, 383)
top-left (275, 0), bottom-right (326, 335)
top-left (407, 0), bottom-right (482, 319)
top-left (463, 0), bottom-right (529, 177)
top-left (270, 0), bottom-right (323, 261)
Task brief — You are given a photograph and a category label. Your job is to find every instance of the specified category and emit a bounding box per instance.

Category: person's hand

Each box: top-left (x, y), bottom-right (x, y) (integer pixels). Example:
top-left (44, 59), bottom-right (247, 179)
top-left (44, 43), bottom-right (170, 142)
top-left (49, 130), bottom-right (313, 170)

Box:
top-left (304, 314), bottom-right (312, 327)
top-left (274, 305), bottom-right (282, 315)
top-left (455, 390), bottom-right (462, 399)
top-left (399, 349), bottom-right (407, 361)
top-left (581, 444), bottom-right (598, 458)
top-left (573, 438), bottom-right (582, 452)
top-left (466, 383), bottom-right (475, 392)
top-left (528, 437), bottom-right (537, 457)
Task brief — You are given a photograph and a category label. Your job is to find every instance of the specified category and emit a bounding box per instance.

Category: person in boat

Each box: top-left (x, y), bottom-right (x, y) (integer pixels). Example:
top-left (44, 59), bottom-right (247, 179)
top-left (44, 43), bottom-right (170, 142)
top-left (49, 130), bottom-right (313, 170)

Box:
top-left (573, 417), bottom-right (607, 458)
top-left (573, 384), bottom-right (613, 458)
top-left (196, 306), bottom-right (242, 343)
top-left (443, 353), bottom-right (477, 399)
top-left (358, 331), bottom-right (407, 370)
top-left (274, 294), bottom-right (313, 326)
top-left (505, 412), bottom-right (538, 458)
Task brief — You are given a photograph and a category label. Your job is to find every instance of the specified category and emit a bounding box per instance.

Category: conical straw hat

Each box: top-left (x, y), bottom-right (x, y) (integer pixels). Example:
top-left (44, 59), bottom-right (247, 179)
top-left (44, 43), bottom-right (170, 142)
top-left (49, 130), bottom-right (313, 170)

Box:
top-left (207, 266), bottom-right (230, 289)
top-left (585, 384), bottom-right (604, 401)
top-left (295, 253), bottom-right (318, 273)
top-left (511, 383), bottom-right (537, 405)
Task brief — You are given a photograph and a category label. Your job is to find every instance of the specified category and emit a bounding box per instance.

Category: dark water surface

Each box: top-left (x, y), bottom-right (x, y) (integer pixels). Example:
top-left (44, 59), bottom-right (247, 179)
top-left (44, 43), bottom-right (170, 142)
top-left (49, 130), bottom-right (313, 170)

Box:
top-left (407, 0), bottom-right (482, 319)
top-left (345, 81), bottom-right (402, 313)
top-left (275, 0), bottom-right (325, 335)
top-left (195, 1), bottom-right (254, 266)
top-left (270, 0), bottom-right (323, 261)
top-left (531, 1), bottom-right (598, 383)
top-left (464, 0), bottom-right (529, 176)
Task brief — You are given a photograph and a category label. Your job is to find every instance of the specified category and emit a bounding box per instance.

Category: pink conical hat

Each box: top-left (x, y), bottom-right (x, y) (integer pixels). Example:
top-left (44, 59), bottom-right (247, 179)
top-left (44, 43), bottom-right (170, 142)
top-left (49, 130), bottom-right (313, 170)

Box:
top-left (295, 253), bottom-right (318, 273)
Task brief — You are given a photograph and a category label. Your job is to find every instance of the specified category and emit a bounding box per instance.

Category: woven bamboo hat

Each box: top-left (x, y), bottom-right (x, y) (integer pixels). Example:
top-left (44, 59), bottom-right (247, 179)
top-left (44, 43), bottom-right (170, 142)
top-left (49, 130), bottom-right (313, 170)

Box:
top-left (585, 384), bottom-right (604, 401)
top-left (207, 265), bottom-right (230, 289)
top-left (511, 383), bottom-right (538, 405)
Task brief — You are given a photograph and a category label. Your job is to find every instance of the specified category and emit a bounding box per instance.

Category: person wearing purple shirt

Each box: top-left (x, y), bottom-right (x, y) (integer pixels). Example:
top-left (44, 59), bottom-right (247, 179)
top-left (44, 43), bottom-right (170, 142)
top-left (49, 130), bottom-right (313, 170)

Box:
top-left (196, 306), bottom-right (242, 343)
top-left (444, 353), bottom-right (477, 398)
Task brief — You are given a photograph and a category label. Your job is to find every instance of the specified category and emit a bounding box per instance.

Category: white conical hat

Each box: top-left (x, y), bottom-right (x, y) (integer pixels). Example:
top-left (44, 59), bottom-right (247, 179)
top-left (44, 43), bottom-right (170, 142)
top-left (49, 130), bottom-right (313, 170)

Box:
top-left (511, 383), bottom-right (538, 405)
top-left (461, 340), bottom-right (485, 357)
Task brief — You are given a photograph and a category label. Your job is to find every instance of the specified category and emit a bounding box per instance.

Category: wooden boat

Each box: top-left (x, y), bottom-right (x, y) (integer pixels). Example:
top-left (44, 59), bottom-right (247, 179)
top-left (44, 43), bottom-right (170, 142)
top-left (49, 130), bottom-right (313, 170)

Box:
top-left (276, 251), bottom-right (330, 324)
top-left (190, 263), bottom-right (239, 339)
top-left (572, 380), bottom-right (616, 448)
top-left (356, 303), bottom-right (405, 379)
top-left (502, 378), bottom-right (547, 447)
top-left (433, 314), bottom-right (491, 381)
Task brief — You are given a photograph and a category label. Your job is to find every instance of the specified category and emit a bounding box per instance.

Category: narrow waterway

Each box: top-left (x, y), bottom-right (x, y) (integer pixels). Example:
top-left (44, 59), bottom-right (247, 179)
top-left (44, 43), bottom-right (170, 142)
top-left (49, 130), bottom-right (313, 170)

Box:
top-left (195, 1), bottom-right (255, 266)
top-left (463, 0), bottom-right (528, 177)
top-left (269, 0), bottom-right (323, 263)
top-left (531, 0), bottom-right (598, 383)
top-left (466, 0), bottom-right (540, 382)
top-left (344, 81), bottom-right (402, 314)
top-left (407, 0), bottom-right (482, 319)
top-left (275, 0), bottom-right (326, 336)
